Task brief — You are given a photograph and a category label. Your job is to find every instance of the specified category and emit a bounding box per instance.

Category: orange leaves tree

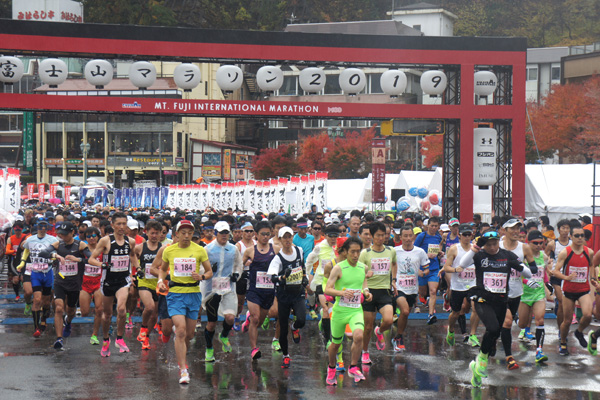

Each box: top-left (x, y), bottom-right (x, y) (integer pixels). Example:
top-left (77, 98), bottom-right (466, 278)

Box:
top-left (251, 144), bottom-right (302, 180)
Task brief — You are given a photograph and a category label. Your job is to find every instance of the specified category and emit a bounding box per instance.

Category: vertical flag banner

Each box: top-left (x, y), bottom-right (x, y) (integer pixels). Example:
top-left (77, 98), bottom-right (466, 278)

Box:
top-left (371, 139), bottom-right (386, 203)
top-left (114, 189), bottom-right (122, 208)
top-left (153, 187), bottom-right (160, 209)
top-left (136, 188), bottom-right (144, 208)
top-left (102, 189), bottom-right (108, 207)
top-left (123, 188), bottom-right (131, 208)
top-left (131, 187), bottom-right (137, 208)
top-left (166, 185), bottom-right (176, 208)
top-left (278, 178), bottom-right (288, 211)
top-left (94, 188), bottom-right (102, 204)
top-left (38, 183), bottom-right (46, 203)
top-left (144, 187), bottom-right (152, 208)
top-left (6, 168), bottom-right (21, 213)
top-left (27, 183), bottom-right (35, 201)
top-left (79, 188), bottom-right (88, 206)
top-left (308, 173), bottom-right (317, 209)
top-left (49, 184), bottom-right (58, 199)
top-left (223, 149), bottom-right (232, 181)
top-left (161, 186), bottom-right (169, 209)
top-left (247, 180), bottom-right (255, 211)
top-left (0, 169), bottom-right (7, 211)
top-left (316, 172), bottom-right (328, 211)
top-left (64, 186), bottom-right (71, 205)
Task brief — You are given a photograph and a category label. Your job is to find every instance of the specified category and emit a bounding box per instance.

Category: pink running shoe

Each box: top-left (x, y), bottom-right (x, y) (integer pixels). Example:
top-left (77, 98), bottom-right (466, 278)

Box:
top-left (101, 339), bottom-right (111, 357)
top-left (115, 338), bottom-right (130, 353)
top-left (241, 311), bottom-right (251, 333)
top-left (251, 347), bottom-right (262, 360)
top-left (348, 366), bottom-right (366, 382)
top-left (361, 351), bottom-right (372, 365)
top-left (326, 366), bottom-right (337, 386)
top-left (374, 326), bottom-right (385, 351)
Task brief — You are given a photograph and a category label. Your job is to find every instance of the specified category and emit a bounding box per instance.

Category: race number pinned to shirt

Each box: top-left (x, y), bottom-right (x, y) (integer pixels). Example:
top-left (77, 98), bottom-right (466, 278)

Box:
top-left (286, 266), bottom-right (303, 285)
top-left (484, 272), bottom-right (507, 293)
top-left (213, 276), bottom-right (232, 295)
top-left (371, 258), bottom-right (390, 276)
top-left (59, 261), bottom-right (78, 277)
top-left (397, 274), bottom-right (417, 291)
top-left (173, 258), bottom-right (196, 277)
top-left (570, 266), bottom-right (588, 283)
top-left (458, 267), bottom-right (476, 283)
top-left (339, 289), bottom-right (362, 308)
top-left (84, 264), bottom-right (101, 277)
top-left (29, 262), bottom-right (49, 273)
top-left (256, 271), bottom-right (274, 289)
top-left (509, 268), bottom-right (521, 284)
top-left (144, 266), bottom-right (156, 280)
top-left (427, 244), bottom-right (440, 256)
top-left (111, 255), bottom-right (130, 272)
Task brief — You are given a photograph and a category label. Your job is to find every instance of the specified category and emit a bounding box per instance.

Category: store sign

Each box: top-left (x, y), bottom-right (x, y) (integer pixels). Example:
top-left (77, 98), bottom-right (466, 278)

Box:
top-left (202, 166), bottom-right (221, 177)
top-left (45, 158), bottom-right (105, 166)
top-left (371, 139), bottom-right (386, 203)
top-left (13, 0), bottom-right (84, 23)
top-left (107, 156), bottom-right (172, 167)
top-left (22, 112), bottom-right (34, 171)
top-left (223, 149), bottom-right (231, 180)
top-left (175, 157), bottom-right (184, 167)
top-left (164, 170), bottom-right (178, 175)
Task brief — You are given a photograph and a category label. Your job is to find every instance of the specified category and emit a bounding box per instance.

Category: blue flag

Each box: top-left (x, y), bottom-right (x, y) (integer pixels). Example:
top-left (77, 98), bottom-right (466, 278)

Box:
top-left (123, 188), bottom-right (130, 208)
top-left (94, 189), bottom-right (102, 205)
top-left (114, 189), bottom-right (122, 208)
top-left (79, 188), bottom-right (88, 206)
top-left (102, 189), bottom-right (108, 207)
top-left (144, 187), bottom-right (152, 208)
top-left (161, 187), bottom-right (168, 209)
top-left (153, 187), bottom-right (160, 208)
top-left (136, 188), bottom-right (144, 208)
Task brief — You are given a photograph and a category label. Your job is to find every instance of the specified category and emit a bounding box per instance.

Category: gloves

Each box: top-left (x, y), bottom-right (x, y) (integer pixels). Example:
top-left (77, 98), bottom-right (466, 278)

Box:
top-left (270, 274), bottom-right (280, 284)
top-left (476, 236), bottom-right (487, 248)
top-left (284, 267), bottom-right (292, 279)
top-left (302, 275), bottom-right (309, 287)
top-left (101, 262), bottom-right (111, 270)
top-left (230, 273), bottom-right (239, 283)
top-left (526, 280), bottom-right (540, 289)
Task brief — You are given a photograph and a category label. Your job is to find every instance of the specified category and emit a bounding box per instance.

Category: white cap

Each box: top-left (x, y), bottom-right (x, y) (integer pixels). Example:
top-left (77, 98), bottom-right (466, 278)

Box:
top-left (215, 221), bottom-right (230, 233)
top-left (83, 220), bottom-right (92, 227)
top-left (246, 211), bottom-right (255, 218)
top-left (127, 220), bottom-right (139, 230)
top-left (440, 223), bottom-right (450, 232)
top-left (324, 216), bottom-right (333, 225)
top-left (278, 226), bottom-right (294, 238)
top-left (201, 216), bottom-right (209, 223)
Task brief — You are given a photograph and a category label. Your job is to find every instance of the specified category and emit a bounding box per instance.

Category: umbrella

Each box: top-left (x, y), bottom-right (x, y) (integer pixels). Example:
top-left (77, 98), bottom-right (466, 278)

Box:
top-left (49, 198), bottom-right (62, 205)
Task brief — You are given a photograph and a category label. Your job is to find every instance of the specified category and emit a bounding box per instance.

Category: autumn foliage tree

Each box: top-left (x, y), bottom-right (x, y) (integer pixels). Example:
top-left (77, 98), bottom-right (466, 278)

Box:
top-left (251, 144), bottom-right (302, 180)
top-left (420, 135), bottom-right (444, 169)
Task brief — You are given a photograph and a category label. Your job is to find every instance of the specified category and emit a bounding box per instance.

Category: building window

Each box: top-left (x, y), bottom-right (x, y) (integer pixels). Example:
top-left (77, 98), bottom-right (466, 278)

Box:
top-left (268, 120), bottom-right (289, 129)
top-left (303, 119), bottom-right (321, 129)
top-left (369, 74), bottom-right (383, 94)
top-left (324, 74), bottom-right (342, 94)
top-left (551, 66), bottom-right (560, 81)
top-left (278, 76), bottom-right (297, 96)
top-left (527, 67), bottom-right (538, 81)
top-left (46, 131), bottom-right (62, 158)
top-left (413, 24), bottom-right (421, 32)
top-left (66, 131), bottom-right (83, 158)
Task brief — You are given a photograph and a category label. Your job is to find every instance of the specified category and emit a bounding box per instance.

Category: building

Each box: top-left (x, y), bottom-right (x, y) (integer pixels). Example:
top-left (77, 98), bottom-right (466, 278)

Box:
top-left (561, 42), bottom-right (600, 84)
top-left (190, 139), bottom-right (257, 183)
top-left (387, 2), bottom-right (457, 37)
top-left (526, 47), bottom-right (568, 103)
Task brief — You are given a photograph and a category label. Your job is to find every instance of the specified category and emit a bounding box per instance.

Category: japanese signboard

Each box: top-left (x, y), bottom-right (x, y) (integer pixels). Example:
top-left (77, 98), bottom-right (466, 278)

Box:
top-left (13, 0), bottom-right (84, 23)
top-left (371, 139), bottom-right (386, 203)
top-left (223, 149), bottom-right (231, 180)
top-left (22, 112), bottom-right (34, 171)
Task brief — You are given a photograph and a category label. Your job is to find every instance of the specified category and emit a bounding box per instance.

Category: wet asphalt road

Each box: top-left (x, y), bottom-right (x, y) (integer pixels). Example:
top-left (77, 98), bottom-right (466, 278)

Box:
top-left (2, 289), bottom-right (600, 400)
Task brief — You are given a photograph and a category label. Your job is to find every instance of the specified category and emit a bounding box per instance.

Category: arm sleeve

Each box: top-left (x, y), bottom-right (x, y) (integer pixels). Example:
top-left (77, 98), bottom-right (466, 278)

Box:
top-left (519, 263), bottom-right (532, 279)
top-left (305, 245), bottom-right (320, 267)
top-left (527, 260), bottom-right (538, 274)
top-left (233, 248), bottom-right (243, 275)
top-left (459, 250), bottom-right (476, 268)
top-left (267, 255), bottom-right (283, 276)
top-left (82, 247), bottom-right (92, 260)
top-left (38, 243), bottom-right (57, 259)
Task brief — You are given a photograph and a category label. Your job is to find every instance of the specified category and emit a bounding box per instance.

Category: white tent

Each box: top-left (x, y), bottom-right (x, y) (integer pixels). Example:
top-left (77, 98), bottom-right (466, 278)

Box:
top-left (326, 178), bottom-right (368, 211)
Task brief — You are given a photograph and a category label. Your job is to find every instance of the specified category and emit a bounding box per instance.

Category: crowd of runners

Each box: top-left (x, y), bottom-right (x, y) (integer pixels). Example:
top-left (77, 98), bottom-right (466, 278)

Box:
top-left (2, 204), bottom-right (599, 387)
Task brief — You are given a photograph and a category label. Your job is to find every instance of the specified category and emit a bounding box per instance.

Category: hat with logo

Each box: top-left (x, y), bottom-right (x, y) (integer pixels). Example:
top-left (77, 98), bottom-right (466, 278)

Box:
top-left (215, 221), bottom-right (231, 233)
top-left (278, 226), bottom-right (294, 238)
top-left (176, 220), bottom-right (195, 232)
top-left (57, 221), bottom-right (75, 235)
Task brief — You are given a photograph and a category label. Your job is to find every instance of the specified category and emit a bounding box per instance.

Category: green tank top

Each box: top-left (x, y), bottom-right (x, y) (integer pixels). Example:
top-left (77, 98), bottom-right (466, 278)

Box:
top-left (522, 250), bottom-right (546, 301)
top-left (333, 259), bottom-right (366, 312)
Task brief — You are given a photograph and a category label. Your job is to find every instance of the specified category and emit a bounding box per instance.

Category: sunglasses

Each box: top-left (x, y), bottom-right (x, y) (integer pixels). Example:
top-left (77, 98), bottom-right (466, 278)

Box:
top-left (326, 233), bottom-right (339, 238)
top-left (259, 232), bottom-right (271, 236)
top-left (243, 230), bottom-right (254, 233)
top-left (461, 232), bottom-right (472, 236)
top-left (13, 228), bottom-right (23, 231)
top-left (88, 234), bottom-right (98, 238)
top-left (312, 227), bottom-right (321, 230)
top-left (530, 240), bottom-right (544, 245)
top-left (572, 234), bottom-right (585, 238)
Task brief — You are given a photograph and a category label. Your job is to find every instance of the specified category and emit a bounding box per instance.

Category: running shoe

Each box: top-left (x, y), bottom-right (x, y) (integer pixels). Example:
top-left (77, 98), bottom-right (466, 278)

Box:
top-left (62, 316), bottom-right (72, 338)
top-left (309, 310), bottom-right (318, 320)
top-left (126, 316), bottom-right (134, 330)
top-left (142, 337), bottom-right (151, 350)
top-left (506, 355), bottom-right (519, 370)
top-left (468, 335), bottom-right (481, 347)
top-left (476, 353), bottom-right (488, 377)
top-left (443, 293), bottom-right (451, 312)
top-left (90, 335), bottom-right (100, 345)
top-left (161, 334), bottom-right (171, 344)
top-left (326, 366), bottom-right (337, 386)
top-left (272, 339), bottom-right (281, 351)
top-left (292, 328), bottom-right (301, 344)
top-left (446, 328), bottom-right (455, 346)
top-left (392, 335), bottom-right (405, 352)
top-left (469, 361), bottom-right (482, 388)
top-left (115, 338), bottom-right (130, 353)
top-left (53, 338), bottom-right (64, 351)
top-left (220, 335), bottom-right (232, 353)
top-left (282, 356), bottom-right (291, 369)
top-left (559, 343), bottom-right (569, 356)
top-left (241, 311), bottom-right (251, 333)
top-left (205, 348), bottom-right (215, 362)
top-left (233, 317), bottom-right (241, 332)
top-left (24, 303), bottom-right (32, 316)
top-left (348, 366), bottom-right (365, 382)
top-left (588, 331), bottom-right (598, 356)
top-left (76, 307), bottom-right (81, 317)
top-left (535, 348), bottom-right (548, 363)
top-left (101, 339), bottom-right (111, 357)
top-left (262, 317), bottom-right (270, 331)
top-left (33, 329), bottom-right (41, 338)
top-left (374, 326), bottom-right (385, 350)
top-left (39, 322), bottom-right (46, 333)
top-left (572, 313), bottom-right (578, 325)
top-left (361, 351), bottom-right (372, 365)
top-left (575, 329), bottom-right (588, 348)
top-left (518, 329), bottom-right (526, 341)
top-left (524, 328), bottom-right (535, 341)
top-left (251, 347), bottom-right (262, 360)
top-left (336, 361), bottom-right (345, 372)
top-left (427, 314), bottom-right (437, 325)
top-left (179, 369), bottom-right (190, 384)
top-left (137, 328), bottom-right (147, 342)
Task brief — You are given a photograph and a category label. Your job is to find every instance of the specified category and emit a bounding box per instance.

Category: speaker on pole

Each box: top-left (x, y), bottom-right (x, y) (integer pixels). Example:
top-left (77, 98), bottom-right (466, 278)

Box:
top-left (391, 189), bottom-right (405, 203)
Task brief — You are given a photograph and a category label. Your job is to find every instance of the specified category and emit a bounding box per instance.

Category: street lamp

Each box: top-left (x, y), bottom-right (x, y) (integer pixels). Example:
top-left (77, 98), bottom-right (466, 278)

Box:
top-left (80, 142), bottom-right (90, 184)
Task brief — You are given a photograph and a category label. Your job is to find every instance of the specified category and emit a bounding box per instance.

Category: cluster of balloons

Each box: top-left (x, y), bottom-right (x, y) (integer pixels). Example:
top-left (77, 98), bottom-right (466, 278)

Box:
top-left (396, 187), bottom-right (442, 216)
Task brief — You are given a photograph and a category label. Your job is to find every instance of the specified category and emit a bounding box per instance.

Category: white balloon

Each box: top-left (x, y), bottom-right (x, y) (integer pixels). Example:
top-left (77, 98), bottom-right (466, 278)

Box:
top-left (0, 56), bottom-right (24, 84)
top-left (474, 71), bottom-right (498, 96)
top-left (84, 59), bottom-right (113, 89)
top-left (299, 67), bottom-right (325, 93)
top-left (216, 65), bottom-right (243, 92)
top-left (39, 58), bottom-right (68, 88)
top-left (129, 61), bottom-right (156, 89)
top-left (174, 63), bottom-right (201, 91)
top-left (339, 68), bottom-right (366, 95)
top-left (256, 66), bottom-right (283, 92)
top-left (420, 70), bottom-right (447, 96)
top-left (380, 70), bottom-right (407, 96)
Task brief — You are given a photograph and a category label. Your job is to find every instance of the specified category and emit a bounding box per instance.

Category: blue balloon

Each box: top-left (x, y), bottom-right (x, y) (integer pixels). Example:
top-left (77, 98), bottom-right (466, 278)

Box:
top-left (397, 200), bottom-right (410, 212)
top-left (417, 187), bottom-right (429, 199)
top-left (408, 187), bottom-right (418, 197)
top-left (391, 205), bottom-right (396, 211)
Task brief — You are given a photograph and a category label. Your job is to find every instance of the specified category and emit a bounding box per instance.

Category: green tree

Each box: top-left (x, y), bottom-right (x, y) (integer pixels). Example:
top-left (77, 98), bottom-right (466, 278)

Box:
top-left (81, 0), bottom-right (177, 26)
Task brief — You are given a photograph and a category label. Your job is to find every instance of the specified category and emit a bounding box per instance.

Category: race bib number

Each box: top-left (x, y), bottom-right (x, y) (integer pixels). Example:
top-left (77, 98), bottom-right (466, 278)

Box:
top-left (427, 244), bottom-right (440, 255)
top-left (529, 267), bottom-right (544, 284)
top-left (256, 271), bottom-right (274, 289)
top-left (510, 268), bottom-right (521, 283)
top-left (570, 266), bottom-right (588, 283)
top-left (213, 277), bottom-right (231, 295)
top-left (144, 266), bottom-right (156, 280)
top-left (59, 261), bottom-right (78, 277)
top-left (371, 258), bottom-right (390, 276)
top-left (111, 255), bottom-right (130, 272)
top-left (287, 266), bottom-right (303, 285)
top-left (484, 272), bottom-right (507, 293)
top-left (30, 262), bottom-right (49, 273)
top-left (339, 289), bottom-right (362, 308)
top-left (458, 267), bottom-right (476, 283)
top-left (397, 273), bottom-right (417, 291)
top-left (173, 258), bottom-right (196, 277)
top-left (84, 264), bottom-right (101, 277)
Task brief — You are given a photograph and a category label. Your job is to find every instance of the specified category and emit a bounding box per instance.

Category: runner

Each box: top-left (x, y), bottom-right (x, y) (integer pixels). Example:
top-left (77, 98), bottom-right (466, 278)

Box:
top-left (79, 226), bottom-right (104, 345)
top-left (459, 231), bottom-right (531, 387)
top-left (267, 226), bottom-right (308, 368)
top-left (553, 225), bottom-right (596, 356)
top-left (88, 212), bottom-right (141, 357)
top-left (414, 216), bottom-right (443, 325)
top-left (546, 219), bottom-right (572, 339)
top-left (325, 237), bottom-right (372, 385)
top-left (234, 221), bottom-right (256, 331)
top-left (359, 221), bottom-right (397, 363)
top-left (201, 221), bottom-right (243, 362)
top-left (240, 220), bottom-right (279, 360)
top-left (157, 219), bottom-right (213, 383)
top-left (392, 225), bottom-right (429, 352)
top-left (134, 219), bottom-right (163, 350)
top-left (5, 221), bottom-right (29, 306)
top-left (442, 223), bottom-right (481, 347)
top-left (38, 221), bottom-right (90, 350)
top-left (517, 230), bottom-right (552, 363)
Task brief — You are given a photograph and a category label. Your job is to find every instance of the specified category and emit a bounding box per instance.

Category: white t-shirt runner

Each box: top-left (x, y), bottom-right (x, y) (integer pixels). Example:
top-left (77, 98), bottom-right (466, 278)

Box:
top-left (394, 245), bottom-right (429, 295)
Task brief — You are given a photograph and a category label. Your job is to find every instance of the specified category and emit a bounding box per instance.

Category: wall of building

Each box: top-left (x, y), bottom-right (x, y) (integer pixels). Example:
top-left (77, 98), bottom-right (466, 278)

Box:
top-left (391, 12), bottom-right (454, 36)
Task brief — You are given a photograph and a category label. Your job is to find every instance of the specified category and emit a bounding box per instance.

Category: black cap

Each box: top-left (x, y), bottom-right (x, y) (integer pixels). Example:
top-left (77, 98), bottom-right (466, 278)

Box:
top-left (458, 223), bottom-right (473, 234)
top-left (527, 230), bottom-right (544, 242)
top-left (324, 224), bottom-right (340, 236)
top-left (57, 221), bottom-right (75, 235)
